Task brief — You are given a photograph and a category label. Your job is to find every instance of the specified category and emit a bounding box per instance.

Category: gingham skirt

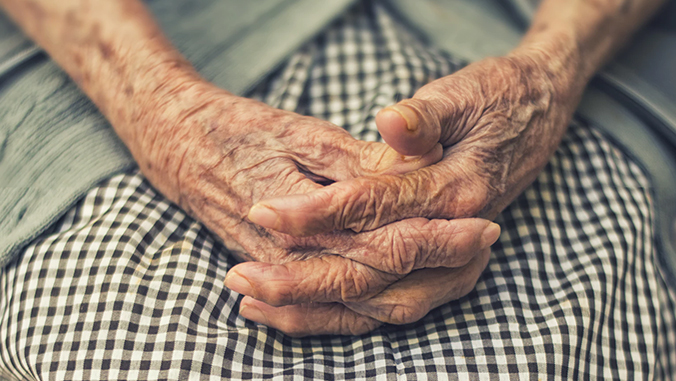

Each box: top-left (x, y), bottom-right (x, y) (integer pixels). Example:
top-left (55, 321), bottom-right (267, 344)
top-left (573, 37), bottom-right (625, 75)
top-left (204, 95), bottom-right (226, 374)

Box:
top-left (1, 2), bottom-right (674, 380)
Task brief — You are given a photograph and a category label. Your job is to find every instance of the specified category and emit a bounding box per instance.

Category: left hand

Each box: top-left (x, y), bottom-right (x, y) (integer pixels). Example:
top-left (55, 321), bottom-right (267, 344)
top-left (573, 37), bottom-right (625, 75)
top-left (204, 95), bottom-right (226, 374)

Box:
top-left (232, 52), bottom-right (580, 336)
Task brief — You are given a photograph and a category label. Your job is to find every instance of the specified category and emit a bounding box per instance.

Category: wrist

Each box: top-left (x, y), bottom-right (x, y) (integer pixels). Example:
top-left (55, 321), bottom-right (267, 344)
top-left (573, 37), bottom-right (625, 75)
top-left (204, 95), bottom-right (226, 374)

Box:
top-left (507, 34), bottom-right (588, 110)
top-left (509, 0), bottom-right (667, 99)
top-left (98, 51), bottom-right (199, 149)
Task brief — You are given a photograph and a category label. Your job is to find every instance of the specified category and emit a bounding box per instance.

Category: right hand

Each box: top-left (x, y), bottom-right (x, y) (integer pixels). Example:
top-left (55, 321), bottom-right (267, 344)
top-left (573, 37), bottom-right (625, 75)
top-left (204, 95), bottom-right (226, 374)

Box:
top-left (131, 78), bottom-right (500, 333)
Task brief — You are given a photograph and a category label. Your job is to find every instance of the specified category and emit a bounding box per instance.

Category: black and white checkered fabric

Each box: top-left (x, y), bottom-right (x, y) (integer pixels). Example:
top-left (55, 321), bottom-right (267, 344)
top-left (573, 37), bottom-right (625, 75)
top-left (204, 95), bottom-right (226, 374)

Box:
top-left (1, 2), bottom-right (675, 380)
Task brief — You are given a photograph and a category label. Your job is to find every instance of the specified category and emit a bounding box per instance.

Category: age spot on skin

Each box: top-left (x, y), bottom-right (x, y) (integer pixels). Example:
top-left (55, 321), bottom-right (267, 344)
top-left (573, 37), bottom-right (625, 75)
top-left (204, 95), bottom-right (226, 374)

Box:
top-left (98, 41), bottom-right (114, 60)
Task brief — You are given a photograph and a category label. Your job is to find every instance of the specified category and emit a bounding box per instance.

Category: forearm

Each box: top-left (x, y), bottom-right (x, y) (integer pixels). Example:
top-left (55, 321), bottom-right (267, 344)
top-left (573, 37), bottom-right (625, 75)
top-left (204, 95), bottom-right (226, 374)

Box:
top-left (0, 0), bottom-right (203, 153)
top-left (511, 0), bottom-right (666, 96)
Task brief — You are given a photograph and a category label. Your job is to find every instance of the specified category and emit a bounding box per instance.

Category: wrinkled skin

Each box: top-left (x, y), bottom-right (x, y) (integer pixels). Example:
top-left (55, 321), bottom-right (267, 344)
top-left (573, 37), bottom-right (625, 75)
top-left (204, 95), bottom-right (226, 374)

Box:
top-left (132, 80), bottom-right (500, 336)
top-left (238, 54), bottom-right (579, 336)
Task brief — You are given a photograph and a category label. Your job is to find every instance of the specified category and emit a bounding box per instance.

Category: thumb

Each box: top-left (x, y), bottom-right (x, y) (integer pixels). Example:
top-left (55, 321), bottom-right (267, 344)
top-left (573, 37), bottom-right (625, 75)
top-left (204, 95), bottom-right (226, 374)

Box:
top-left (376, 88), bottom-right (471, 156)
top-left (375, 98), bottom-right (444, 156)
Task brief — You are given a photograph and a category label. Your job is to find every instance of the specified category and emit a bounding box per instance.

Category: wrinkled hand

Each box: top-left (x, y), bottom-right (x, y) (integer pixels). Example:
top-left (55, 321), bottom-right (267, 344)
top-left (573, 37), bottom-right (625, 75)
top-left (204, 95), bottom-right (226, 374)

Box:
top-left (133, 79), bottom-right (499, 335)
top-left (239, 54), bottom-right (577, 335)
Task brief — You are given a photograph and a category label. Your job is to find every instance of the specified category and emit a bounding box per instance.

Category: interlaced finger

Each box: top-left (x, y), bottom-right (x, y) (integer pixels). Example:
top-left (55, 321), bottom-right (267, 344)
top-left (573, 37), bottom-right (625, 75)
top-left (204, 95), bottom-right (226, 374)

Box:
top-left (224, 220), bottom-right (499, 306)
top-left (247, 162), bottom-right (483, 237)
top-left (238, 296), bottom-right (382, 337)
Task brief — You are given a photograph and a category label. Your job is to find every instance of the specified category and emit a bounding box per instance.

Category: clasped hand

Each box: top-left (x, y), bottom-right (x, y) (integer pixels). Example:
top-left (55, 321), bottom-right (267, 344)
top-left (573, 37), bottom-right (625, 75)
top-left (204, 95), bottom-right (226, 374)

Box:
top-left (141, 54), bottom-right (571, 336)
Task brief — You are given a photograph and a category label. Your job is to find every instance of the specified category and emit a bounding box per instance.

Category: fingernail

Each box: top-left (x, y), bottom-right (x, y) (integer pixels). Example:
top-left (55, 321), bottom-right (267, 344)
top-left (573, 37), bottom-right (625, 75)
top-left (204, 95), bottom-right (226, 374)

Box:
top-left (386, 105), bottom-right (419, 132)
top-left (248, 204), bottom-right (279, 229)
top-left (240, 303), bottom-right (269, 325)
top-left (225, 271), bottom-right (254, 296)
top-left (481, 222), bottom-right (501, 248)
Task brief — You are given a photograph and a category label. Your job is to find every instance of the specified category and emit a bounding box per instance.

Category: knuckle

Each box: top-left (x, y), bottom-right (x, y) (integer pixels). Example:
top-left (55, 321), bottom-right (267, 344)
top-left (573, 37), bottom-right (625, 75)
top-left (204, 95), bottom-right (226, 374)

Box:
top-left (388, 229), bottom-right (418, 274)
top-left (331, 183), bottom-right (359, 231)
top-left (398, 176), bottom-right (421, 210)
top-left (400, 170), bottom-right (437, 217)
top-left (337, 180), bottom-right (384, 232)
top-left (329, 261), bottom-right (378, 302)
